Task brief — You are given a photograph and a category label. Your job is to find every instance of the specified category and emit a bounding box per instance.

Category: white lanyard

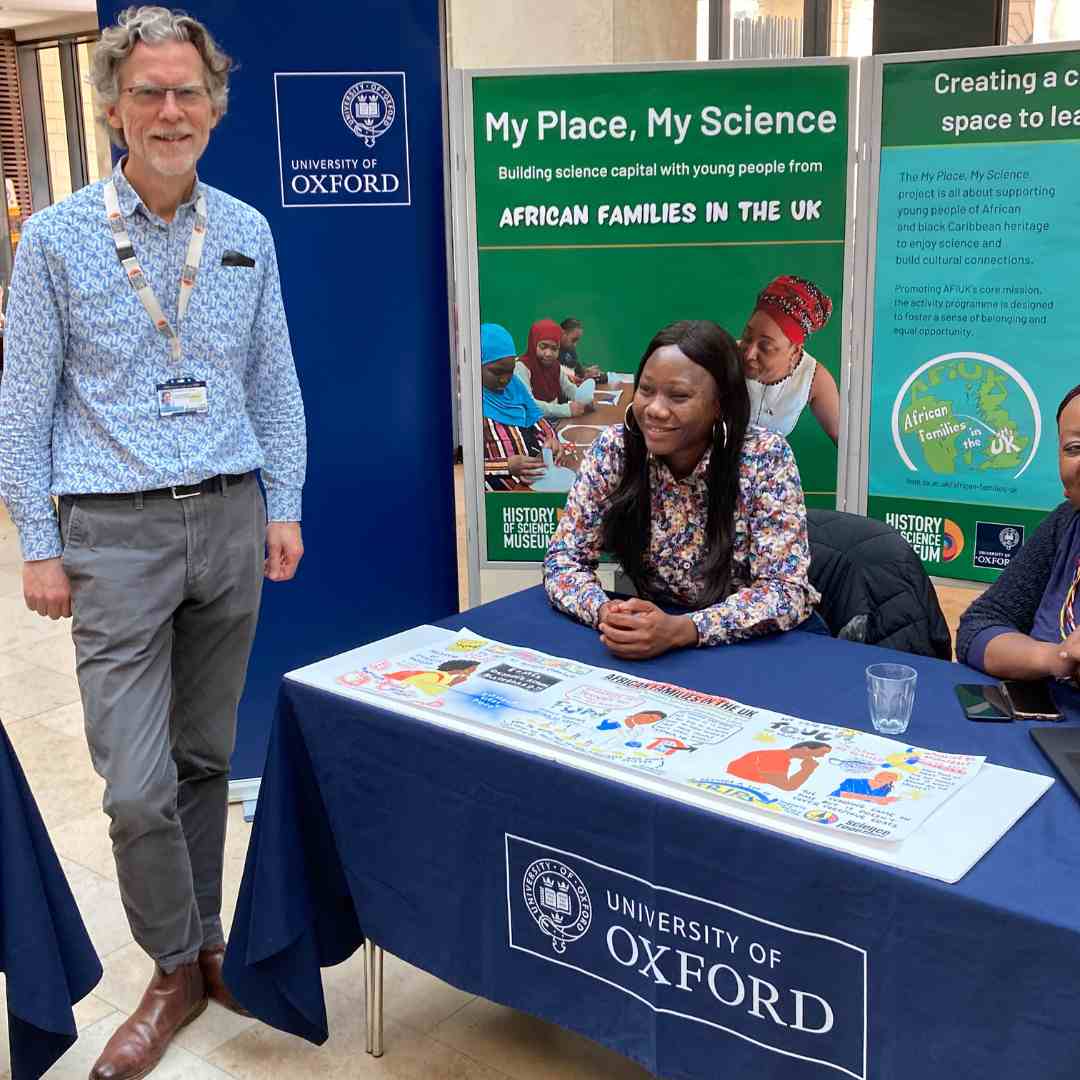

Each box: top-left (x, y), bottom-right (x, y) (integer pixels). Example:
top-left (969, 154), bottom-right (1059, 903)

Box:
top-left (103, 177), bottom-right (208, 365)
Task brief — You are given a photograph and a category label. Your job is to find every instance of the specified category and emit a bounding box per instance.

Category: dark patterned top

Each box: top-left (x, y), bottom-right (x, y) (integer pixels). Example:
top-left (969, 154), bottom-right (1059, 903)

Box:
top-left (483, 416), bottom-right (558, 491)
top-left (543, 424), bottom-right (819, 646)
top-left (958, 503), bottom-right (1080, 665)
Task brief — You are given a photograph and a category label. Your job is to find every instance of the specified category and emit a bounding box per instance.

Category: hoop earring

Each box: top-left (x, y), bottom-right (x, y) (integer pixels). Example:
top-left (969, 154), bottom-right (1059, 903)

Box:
top-left (713, 419), bottom-right (728, 447)
top-left (624, 404), bottom-right (644, 437)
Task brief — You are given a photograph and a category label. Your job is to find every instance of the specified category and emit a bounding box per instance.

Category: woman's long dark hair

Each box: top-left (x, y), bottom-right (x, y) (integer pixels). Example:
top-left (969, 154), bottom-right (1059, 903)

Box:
top-left (600, 320), bottom-right (750, 606)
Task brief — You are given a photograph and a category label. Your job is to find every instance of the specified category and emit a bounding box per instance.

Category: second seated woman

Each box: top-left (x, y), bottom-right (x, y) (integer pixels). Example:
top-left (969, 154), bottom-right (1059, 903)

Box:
top-left (957, 383), bottom-right (1080, 700)
top-left (514, 318), bottom-right (593, 420)
top-left (544, 319), bottom-right (819, 659)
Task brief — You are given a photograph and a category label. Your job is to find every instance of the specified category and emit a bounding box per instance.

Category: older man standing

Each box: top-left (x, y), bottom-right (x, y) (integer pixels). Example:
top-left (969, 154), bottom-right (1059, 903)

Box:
top-left (0, 7), bottom-right (306, 1077)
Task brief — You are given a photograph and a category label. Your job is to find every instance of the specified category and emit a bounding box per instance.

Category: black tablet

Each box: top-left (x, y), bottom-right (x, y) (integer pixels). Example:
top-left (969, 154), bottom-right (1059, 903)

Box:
top-left (1031, 727), bottom-right (1080, 803)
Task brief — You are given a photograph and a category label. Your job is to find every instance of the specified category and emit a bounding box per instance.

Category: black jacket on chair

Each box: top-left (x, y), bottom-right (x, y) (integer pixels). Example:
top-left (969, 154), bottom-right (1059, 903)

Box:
top-left (807, 509), bottom-right (952, 660)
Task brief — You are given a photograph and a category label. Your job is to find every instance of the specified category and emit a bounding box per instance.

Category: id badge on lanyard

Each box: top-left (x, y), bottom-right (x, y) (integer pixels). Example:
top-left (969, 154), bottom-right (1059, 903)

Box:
top-left (104, 178), bottom-right (210, 414)
top-left (157, 377), bottom-right (209, 417)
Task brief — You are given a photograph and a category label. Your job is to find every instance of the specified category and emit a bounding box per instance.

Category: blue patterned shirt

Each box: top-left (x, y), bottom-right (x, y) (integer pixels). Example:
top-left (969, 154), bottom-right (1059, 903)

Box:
top-left (0, 160), bottom-right (306, 560)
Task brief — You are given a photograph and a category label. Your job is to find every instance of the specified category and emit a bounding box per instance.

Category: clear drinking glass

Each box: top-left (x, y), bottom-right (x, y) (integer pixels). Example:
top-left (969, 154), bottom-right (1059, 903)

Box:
top-left (866, 663), bottom-right (918, 735)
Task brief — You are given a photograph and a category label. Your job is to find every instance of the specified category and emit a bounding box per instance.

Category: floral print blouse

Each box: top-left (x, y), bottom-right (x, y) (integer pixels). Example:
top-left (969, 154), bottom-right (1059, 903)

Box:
top-left (543, 424), bottom-right (819, 646)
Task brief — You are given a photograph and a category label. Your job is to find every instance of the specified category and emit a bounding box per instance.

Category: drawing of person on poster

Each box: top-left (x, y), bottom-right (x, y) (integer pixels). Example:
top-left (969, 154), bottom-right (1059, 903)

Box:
top-left (739, 275), bottom-right (840, 445)
top-left (830, 770), bottom-right (901, 804)
top-left (726, 740), bottom-right (833, 791)
top-left (382, 659), bottom-right (481, 696)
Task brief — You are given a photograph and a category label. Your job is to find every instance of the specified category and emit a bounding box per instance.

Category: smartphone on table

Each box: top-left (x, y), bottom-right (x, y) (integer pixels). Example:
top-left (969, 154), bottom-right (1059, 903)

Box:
top-left (1000, 679), bottom-right (1063, 721)
top-left (955, 683), bottom-right (1013, 723)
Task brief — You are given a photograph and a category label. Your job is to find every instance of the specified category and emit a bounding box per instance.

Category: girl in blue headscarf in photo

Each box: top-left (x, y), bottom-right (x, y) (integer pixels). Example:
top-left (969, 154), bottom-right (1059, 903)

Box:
top-left (481, 323), bottom-right (570, 490)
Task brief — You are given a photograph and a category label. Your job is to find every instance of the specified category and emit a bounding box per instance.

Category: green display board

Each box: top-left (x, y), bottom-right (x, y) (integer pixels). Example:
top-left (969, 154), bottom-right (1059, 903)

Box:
top-left (867, 49), bottom-right (1080, 582)
top-left (468, 63), bottom-right (855, 562)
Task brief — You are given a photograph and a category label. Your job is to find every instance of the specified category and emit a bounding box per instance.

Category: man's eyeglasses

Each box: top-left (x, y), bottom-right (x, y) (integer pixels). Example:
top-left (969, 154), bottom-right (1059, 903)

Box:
top-left (121, 84), bottom-right (210, 108)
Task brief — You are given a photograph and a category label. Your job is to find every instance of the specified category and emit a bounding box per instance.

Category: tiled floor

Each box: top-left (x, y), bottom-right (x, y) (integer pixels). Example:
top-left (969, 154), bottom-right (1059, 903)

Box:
top-left (0, 485), bottom-right (978, 1079)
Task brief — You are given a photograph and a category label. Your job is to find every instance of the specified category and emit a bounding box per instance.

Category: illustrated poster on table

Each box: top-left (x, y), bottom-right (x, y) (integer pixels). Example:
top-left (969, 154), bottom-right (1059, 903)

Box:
top-left (328, 629), bottom-right (984, 843)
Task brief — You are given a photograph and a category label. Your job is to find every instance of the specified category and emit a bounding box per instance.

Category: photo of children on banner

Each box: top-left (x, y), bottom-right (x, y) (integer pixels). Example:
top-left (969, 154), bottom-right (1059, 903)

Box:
top-left (544, 318), bottom-right (821, 660)
top-left (559, 317), bottom-right (607, 384)
top-left (739, 275), bottom-right (840, 445)
top-left (514, 318), bottom-right (595, 419)
top-left (480, 322), bottom-right (573, 491)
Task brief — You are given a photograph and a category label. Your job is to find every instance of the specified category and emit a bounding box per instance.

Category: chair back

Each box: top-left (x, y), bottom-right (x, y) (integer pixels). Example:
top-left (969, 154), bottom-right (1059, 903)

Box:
top-left (807, 509), bottom-right (952, 660)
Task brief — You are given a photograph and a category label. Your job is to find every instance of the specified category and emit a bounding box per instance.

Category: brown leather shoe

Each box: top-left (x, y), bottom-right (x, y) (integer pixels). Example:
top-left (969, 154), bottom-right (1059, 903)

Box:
top-left (198, 945), bottom-right (252, 1017)
top-left (89, 961), bottom-right (206, 1080)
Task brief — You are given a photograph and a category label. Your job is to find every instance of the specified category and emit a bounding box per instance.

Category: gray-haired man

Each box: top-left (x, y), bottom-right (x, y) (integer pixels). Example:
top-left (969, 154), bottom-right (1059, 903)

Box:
top-left (0, 7), bottom-right (306, 1077)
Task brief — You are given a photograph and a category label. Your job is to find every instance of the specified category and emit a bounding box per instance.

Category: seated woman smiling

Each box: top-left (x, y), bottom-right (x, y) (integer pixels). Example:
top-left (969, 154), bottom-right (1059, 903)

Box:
top-left (957, 384), bottom-right (1080, 692)
top-left (543, 319), bottom-right (819, 659)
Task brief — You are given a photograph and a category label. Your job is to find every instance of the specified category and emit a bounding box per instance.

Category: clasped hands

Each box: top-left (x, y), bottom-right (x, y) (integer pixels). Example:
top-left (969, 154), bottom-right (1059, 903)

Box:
top-left (597, 597), bottom-right (698, 660)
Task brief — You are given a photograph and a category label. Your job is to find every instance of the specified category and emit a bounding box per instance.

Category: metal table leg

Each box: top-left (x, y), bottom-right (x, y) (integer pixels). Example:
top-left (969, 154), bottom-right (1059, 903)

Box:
top-left (364, 940), bottom-right (384, 1057)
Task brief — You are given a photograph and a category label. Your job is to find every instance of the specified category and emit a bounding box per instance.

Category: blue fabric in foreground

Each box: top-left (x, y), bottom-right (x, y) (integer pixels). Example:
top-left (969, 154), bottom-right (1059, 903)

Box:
top-left (1, 721), bottom-right (101, 1080)
top-left (225, 586), bottom-right (1080, 1079)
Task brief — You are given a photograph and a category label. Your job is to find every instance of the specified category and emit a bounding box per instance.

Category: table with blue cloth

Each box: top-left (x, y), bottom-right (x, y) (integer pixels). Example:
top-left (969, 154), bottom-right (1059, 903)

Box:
top-left (0, 720), bottom-right (101, 1080)
top-left (224, 586), bottom-right (1080, 1080)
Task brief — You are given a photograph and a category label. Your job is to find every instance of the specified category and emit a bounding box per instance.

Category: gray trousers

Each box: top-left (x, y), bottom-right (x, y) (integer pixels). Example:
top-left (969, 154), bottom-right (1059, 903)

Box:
top-left (61, 475), bottom-right (264, 972)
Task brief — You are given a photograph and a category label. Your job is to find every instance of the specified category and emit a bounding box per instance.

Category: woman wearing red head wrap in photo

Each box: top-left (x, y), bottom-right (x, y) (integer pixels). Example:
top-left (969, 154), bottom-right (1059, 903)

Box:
top-left (514, 318), bottom-right (596, 420)
top-left (739, 275), bottom-right (841, 445)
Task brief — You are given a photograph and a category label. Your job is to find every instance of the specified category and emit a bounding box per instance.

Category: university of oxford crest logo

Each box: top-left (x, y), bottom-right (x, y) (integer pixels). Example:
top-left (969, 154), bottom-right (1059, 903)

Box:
top-left (523, 858), bottom-right (592, 954)
top-left (341, 80), bottom-right (396, 147)
top-left (999, 527), bottom-right (1021, 551)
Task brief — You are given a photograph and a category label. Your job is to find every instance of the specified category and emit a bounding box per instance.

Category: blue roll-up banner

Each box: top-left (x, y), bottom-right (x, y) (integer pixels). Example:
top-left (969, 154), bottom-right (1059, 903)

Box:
top-left (97, 2), bottom-right (458, 784)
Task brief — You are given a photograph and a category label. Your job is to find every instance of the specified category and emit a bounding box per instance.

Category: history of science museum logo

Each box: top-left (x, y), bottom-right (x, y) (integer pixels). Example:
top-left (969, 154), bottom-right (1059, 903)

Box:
top-left (890, 351), bottom-right (1040, 482)
top-left (273, 71), bottom-right (411, 208)
top-left (884, 513), bottom-right (964, 565)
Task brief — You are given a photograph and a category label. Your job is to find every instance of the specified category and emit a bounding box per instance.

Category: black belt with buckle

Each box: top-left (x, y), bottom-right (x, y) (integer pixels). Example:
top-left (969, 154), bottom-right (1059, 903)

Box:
top-left (74, 473), bottom-right (251, 502)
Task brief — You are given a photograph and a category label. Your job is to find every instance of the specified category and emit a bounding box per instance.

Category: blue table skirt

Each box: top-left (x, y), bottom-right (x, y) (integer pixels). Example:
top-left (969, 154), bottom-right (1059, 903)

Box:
top-left (1, 722), bottom-right (101, 1080)
top-left (224, 586), bottom-right (1080, 1080)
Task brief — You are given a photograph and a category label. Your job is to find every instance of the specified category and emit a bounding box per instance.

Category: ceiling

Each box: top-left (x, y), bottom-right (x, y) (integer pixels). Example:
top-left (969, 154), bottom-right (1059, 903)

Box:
top-left (0, 0), bottom-right (97, 32)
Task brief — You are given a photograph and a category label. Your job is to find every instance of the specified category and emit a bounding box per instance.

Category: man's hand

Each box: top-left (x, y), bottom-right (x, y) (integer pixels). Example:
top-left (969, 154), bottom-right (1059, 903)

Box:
top-left (598, 597), bottom-right (698, 659)
top-left (265, 522), bottom-right (304, 582)
top-left (23, 557), bottom-right (72, 619)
